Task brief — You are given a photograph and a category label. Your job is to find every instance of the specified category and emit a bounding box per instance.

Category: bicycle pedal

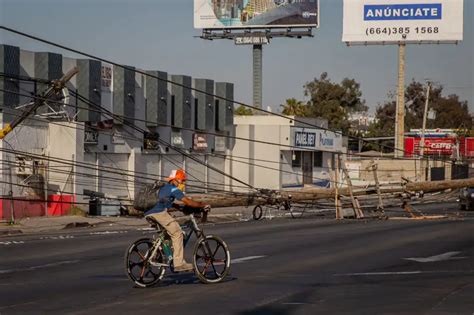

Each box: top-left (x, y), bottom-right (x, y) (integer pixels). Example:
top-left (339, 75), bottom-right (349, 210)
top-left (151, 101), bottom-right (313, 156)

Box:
top-left (150, 262), bottom-right (168, 267)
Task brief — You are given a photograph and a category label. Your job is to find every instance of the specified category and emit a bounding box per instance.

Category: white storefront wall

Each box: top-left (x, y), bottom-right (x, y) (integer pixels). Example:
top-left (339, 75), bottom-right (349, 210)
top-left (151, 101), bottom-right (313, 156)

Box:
top-left (231, 117), bottom-right (344, 190)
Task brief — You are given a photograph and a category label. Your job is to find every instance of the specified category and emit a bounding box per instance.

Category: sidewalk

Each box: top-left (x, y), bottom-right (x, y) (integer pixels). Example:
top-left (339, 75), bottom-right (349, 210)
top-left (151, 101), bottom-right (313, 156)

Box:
top-left (0, 206), bottom-right (254, 236)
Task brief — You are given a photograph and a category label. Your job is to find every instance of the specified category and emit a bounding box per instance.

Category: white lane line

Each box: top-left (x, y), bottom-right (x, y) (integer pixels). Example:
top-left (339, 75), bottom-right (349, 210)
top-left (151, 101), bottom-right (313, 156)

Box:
top-left (137, 227), bottom-right (155, 231)
top-left (232, 255), bottom-right (266, 264)
top-left (0, 260), bottom-right (80, 274)
top-left (403, 251), bottom-right (467, 263)
top-left (89, 231), bottom-right (128, 235)
top-left (40, 235), bottom-right (75, 240)
top-left (334, 270), bottom-right (474, 277)
top-left (0, 241), bottom-right (25, 246)
top-left (335, 271), bottom-right (422, 276)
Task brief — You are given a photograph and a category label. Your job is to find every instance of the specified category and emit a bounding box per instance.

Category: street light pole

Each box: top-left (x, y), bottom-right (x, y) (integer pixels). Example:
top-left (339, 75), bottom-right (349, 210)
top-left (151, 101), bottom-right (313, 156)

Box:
top-left (420, 81), bottom-right (431, 157)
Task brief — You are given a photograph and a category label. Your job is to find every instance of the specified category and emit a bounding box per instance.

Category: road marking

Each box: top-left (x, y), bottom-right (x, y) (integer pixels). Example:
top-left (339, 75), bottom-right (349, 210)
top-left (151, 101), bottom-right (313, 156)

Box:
top-left (335, 271), bottom-right (422, 276)
top-left (0, 260), bottom-right (80, 274)
top-left (0, 240), bottom-right (25, 246)
top-left (40, 235), bottom-right (75, 240)
top-left (137, 227), bottom-right (155, 231)
top-left (232, 255), bottom-right (266, 264)
top-left (89, 231), bottom-right (128, 235)
top-left (404, 251), bottom-right (467, 263)
top-left (334, 270), bottom-right (474, 277)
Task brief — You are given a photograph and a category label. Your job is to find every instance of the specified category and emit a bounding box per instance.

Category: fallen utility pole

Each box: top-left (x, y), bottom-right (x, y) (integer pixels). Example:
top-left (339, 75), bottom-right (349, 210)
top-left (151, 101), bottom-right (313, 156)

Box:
top-left (405, 177), bottom-right (474, 193)
top-left (191, 177), bottom-right (474, 209)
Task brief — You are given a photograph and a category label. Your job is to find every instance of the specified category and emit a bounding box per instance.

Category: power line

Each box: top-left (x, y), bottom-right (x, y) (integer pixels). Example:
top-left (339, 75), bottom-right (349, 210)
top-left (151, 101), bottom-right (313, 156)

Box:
top-left (0, 147), bottom-right (252, 192)
top-left (2, 76), bottom-right (470, 170)
top-left (1, 87), bottom-right (469, 192)
top-left (0, 25), bottom-right (443, 162)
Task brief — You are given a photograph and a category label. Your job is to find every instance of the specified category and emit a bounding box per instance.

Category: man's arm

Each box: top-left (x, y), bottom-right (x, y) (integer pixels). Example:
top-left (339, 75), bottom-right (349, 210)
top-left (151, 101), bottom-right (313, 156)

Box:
top-left (181, 197), bottom-right (208, 209)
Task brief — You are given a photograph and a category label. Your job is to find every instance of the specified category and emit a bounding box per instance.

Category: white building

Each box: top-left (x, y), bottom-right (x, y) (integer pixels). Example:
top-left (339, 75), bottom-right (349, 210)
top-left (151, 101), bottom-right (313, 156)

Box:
top-left (228, 115), bottom-right (345, 191)
top-left (0, 44), bottom-right (234, 219)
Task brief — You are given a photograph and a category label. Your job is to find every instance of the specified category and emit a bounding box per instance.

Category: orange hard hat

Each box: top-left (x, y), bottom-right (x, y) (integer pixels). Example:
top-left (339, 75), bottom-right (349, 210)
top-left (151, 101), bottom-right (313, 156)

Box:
top-left (165, 169), bottom-right (186, 182)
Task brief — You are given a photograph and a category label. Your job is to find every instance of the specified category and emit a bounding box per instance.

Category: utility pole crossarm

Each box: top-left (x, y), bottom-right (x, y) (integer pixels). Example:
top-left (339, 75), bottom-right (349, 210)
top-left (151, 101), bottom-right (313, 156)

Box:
top-left (0, 67), bottom-right (79, 140)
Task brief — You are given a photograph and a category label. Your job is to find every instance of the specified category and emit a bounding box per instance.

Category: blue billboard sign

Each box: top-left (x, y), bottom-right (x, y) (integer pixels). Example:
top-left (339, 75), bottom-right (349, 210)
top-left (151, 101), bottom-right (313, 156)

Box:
top-left (364, 4), bottom-right (442, 21)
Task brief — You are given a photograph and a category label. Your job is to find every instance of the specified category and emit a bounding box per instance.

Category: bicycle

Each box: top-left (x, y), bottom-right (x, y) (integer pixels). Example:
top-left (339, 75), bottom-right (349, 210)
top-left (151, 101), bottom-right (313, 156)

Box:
top-left (252, 199), bottom-right (294, 220)
top-left (124, 208), bottom-right (231, 288)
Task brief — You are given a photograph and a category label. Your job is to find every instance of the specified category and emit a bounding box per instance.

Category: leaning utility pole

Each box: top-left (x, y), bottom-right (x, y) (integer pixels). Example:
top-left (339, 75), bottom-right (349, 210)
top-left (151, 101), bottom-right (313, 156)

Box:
top-left (0, 67), bottom-right (79, 139)
top-left (420, 81), bottom-right (431, 157)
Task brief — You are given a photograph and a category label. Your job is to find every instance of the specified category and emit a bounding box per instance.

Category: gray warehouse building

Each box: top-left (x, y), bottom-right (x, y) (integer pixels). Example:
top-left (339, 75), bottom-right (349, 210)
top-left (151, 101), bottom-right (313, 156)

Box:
top-left (0, 44), bottom-right (234, 218)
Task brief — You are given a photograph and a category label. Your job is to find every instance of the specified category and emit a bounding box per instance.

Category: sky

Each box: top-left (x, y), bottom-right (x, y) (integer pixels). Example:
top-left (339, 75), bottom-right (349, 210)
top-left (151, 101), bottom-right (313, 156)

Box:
top-left (1, 0), bottom-right (473, 114)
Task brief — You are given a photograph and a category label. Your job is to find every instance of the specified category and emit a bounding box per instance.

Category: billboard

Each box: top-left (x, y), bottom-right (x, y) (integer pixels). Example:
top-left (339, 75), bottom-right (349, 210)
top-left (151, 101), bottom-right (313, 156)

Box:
top-left (194, 0), bottom-right (319, 29)
top-left (342, 0), bottom-right (464, 44)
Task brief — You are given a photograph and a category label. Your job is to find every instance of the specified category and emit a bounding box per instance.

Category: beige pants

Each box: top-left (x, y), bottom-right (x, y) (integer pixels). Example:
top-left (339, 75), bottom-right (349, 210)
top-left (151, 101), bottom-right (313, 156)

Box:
top-left (146, 211), bottom-right (185, 267)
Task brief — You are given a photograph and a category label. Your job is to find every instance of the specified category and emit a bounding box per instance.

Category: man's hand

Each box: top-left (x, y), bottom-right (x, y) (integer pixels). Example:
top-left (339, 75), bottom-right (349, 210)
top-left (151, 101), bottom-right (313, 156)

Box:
top-left (201, 205), bottom-right (211, 223)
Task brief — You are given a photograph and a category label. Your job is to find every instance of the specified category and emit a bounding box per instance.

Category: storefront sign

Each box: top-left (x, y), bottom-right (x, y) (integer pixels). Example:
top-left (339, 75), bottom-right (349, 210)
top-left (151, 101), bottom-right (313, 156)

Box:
top-left (193, 133), bottom-right (208, 151)
top-left (171, 131), bottom-right (184, 148)
top-left (405, 137), bottom-right (456, 156)
top-left (101, 63), bottom-right (112, 92)
top-left (292, 128), bottom-right (343, 152)
top-left (215, 136), bottom-right (226, 152)
top-left (112, 131), bottom-right (125, 144)
top-left (295, 131), bottom-right (316, 148)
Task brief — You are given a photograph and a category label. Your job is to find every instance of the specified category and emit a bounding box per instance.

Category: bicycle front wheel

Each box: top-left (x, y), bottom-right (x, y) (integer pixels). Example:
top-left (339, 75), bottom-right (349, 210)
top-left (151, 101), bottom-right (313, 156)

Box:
top-left (124, 238), bottom-right (166, 288)
top-left (193, 235), bottom-right (231, 284)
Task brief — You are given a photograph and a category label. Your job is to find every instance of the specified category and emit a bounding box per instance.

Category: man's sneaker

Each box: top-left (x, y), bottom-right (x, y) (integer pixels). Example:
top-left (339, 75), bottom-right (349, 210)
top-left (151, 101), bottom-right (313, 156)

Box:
top-left (174, 262), bottom-right (194, 272)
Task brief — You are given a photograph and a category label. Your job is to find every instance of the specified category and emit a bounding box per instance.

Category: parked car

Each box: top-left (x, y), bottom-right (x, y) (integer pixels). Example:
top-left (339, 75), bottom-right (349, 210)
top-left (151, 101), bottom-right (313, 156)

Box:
top-left (458, 187), bottom-right (474, 211)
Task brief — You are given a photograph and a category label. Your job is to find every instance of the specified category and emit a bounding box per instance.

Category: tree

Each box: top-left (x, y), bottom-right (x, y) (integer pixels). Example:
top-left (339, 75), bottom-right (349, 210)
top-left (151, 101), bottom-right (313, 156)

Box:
top-left (368, 80), bottom-right (473, 137)
top-left (367, 100), bottom-right (397, 137)
top-left (304, 72), bottom-right (367, 133)
top-left (234, 105), bottom-right (253, 116)
top-left (280, 98), bottom-right (309, 116)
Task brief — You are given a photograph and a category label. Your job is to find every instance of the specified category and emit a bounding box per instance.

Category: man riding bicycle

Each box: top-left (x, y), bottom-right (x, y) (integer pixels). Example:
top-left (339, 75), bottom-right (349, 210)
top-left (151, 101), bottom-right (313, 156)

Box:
top-left (145, 169), bottom-right (210, 272)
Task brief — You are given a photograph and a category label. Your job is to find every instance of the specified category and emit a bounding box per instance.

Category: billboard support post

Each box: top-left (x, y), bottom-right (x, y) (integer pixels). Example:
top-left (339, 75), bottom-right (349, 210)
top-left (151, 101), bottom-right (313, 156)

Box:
top-left (396, 43), bottom-right (406, 158)
top-left (253, 44), bottom-right (263, 110)
top-left (343, 0), bottom-right (464, 158)
top-left (196, 0), bottom-right (319, 114)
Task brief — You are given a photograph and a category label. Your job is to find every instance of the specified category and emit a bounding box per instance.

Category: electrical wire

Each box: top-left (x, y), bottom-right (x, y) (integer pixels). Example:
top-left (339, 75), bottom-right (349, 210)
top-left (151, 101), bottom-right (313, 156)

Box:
top-left (1, 75), bottom-right (470, 170)
top-left (1, 25), bottom-right (467, 164)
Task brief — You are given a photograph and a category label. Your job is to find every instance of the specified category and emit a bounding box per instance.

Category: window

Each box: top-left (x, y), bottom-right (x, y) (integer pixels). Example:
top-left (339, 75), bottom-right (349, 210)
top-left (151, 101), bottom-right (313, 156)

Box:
top-left (144, 132), bottom-right (159, 150)
top-left (292, 151), bottom-right (302, 168)
top-left (215, 99), bottom-right (220, 131)
top-left (194, 98), bottom-right (199, 129)
top-left (171, 95), bottom-right (175, 126)
top-left (314, 151), bottom-right (323, 167)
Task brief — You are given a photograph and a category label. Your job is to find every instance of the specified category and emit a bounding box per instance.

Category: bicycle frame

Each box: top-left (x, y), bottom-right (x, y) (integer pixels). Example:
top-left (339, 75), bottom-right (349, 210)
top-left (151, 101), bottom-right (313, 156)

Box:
top-left (149, 214), bottom-right (204, 267)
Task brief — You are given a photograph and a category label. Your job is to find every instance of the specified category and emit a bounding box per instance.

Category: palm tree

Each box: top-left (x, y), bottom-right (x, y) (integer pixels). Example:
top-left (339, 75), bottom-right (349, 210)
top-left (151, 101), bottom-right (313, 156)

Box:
top-left (280, 98), bottom-right (308, 116)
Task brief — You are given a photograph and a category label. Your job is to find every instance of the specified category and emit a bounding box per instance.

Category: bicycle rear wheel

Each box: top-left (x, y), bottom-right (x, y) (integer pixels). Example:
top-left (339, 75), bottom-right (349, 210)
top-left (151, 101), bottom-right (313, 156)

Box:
top-left (124, 238), bottom-right (166, 288)
top-left (252, 205), bottom-right (263, 220)
top-left (193, 235), bottom-right (230, 284)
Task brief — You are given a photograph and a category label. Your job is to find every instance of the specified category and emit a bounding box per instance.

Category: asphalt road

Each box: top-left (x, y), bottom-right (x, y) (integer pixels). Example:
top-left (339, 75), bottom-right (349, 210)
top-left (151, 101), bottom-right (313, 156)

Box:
top-left (1, 203), bottom-right (473, 315)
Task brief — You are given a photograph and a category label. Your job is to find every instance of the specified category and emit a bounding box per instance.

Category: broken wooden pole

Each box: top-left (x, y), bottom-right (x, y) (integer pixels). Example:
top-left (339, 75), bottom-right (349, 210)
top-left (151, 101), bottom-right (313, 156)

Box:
top-left (342, 164), bottom-right (364, 219)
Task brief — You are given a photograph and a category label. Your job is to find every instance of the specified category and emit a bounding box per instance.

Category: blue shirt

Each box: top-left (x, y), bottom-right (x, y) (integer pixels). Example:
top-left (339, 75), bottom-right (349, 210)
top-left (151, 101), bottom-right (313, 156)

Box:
top-left (145, 183), bottom-right (185, 216)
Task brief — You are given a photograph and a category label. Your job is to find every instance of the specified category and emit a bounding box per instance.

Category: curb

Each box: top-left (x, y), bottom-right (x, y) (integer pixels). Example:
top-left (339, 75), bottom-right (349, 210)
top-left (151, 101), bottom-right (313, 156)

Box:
top-left (0, 229), bottom-right (23, 236)
top-left (0, 213), bottom-right (246, 236)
